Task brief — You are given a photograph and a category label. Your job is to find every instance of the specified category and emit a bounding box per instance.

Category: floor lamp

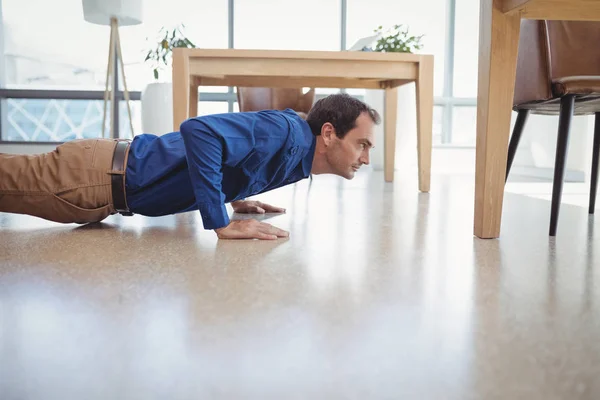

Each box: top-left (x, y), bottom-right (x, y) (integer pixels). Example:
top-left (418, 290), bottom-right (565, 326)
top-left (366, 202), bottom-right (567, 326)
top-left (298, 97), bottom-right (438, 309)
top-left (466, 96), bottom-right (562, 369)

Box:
top-left (82, 0), bottom-right (142, 139)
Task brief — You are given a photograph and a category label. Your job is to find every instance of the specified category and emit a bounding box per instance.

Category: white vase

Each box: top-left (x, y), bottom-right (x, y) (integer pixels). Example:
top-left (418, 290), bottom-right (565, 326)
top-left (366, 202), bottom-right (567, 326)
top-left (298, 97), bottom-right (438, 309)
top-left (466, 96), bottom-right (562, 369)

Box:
top-left (141, 82), bottom-right (174, 136)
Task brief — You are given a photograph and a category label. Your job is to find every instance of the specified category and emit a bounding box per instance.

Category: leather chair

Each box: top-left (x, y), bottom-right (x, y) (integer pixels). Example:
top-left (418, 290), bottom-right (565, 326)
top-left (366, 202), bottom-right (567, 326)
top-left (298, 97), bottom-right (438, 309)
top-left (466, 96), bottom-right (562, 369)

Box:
top-left (506, 20), bottom-right (600, 236)
top-left (236, 87), bottom-right (315, 116)
top-left (236, 87), bottom-right (316, 184)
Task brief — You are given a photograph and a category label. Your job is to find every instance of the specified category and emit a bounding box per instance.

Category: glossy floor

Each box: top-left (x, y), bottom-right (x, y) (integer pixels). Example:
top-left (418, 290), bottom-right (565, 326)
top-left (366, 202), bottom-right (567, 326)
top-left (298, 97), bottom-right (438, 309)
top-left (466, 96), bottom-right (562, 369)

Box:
top-left (1, 170), bottom-right (600, 400)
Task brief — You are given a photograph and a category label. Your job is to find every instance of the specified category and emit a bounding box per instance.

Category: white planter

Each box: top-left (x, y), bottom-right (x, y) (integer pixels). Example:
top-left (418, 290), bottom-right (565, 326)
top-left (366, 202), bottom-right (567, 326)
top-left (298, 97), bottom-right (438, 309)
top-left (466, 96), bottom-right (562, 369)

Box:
top-left (364, 84), bottom-right (417, 171)
top-left (141, 82), bottom-right (174, 136)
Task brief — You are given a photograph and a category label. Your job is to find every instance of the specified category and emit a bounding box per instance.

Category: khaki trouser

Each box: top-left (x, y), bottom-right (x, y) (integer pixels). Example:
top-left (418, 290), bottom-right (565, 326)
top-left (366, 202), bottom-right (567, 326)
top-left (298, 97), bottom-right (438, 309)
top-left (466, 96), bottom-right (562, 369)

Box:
top-left (0, 139), bottom-right (125, 224)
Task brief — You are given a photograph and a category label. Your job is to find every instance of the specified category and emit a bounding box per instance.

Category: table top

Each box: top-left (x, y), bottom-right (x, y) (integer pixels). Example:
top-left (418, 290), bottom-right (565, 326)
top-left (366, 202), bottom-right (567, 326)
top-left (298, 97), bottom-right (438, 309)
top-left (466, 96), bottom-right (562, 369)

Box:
top-left (174, 48), bottom-right (429, 63)
top-left (175, 49), bottom-right (432, 89)
top-left (501, 0), bottom-right (600, 20)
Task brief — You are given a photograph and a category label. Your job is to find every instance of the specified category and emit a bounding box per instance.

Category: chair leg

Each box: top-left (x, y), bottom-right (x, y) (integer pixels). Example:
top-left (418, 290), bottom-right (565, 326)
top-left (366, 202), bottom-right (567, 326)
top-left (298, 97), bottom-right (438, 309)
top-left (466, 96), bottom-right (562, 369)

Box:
top-left (550, 95), bottom-right (576, 236)
top-left (589, 113), bottom-right (600, 214)
top-left (506, 109), bottom-right (530, 181)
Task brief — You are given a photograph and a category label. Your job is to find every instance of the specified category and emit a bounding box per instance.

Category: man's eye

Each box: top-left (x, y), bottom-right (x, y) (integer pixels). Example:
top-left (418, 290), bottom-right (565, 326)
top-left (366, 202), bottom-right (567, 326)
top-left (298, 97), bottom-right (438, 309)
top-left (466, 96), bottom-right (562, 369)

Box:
top-left (360, 143), bottom-right (366, 150)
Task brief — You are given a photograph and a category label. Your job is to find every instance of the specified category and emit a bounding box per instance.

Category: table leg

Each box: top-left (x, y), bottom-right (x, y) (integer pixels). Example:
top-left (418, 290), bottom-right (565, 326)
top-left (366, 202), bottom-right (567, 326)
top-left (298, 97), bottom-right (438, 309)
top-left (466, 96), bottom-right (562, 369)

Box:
top-left (172, 49), bottom-right (190, 131)
top-left (474, 0), bottom-right (521, 239)
top-left (384, 87), bottom-right (398, 182)
top-left (416, 56), bottom-right (434, 193)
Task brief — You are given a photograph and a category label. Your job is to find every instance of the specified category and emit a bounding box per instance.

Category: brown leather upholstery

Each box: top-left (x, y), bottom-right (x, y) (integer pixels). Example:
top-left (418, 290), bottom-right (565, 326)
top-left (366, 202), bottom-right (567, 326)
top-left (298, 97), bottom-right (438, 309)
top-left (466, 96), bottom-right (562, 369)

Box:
top-left (514, 19), bottom-right (552, 106)
top-left (236, 87), bottom-right (315, 113)
top-left (553, 76), bottom-right (600, 96)
top-left (514, 20), bottom-right (600, 115)
top-left (545, 21), bottom-right (600, 80)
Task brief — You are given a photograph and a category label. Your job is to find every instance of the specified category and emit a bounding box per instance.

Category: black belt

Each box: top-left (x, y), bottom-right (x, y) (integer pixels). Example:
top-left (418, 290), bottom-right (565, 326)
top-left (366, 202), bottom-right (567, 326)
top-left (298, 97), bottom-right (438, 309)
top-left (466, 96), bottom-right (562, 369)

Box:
top-left (111, 140), bottom-right (133, 216)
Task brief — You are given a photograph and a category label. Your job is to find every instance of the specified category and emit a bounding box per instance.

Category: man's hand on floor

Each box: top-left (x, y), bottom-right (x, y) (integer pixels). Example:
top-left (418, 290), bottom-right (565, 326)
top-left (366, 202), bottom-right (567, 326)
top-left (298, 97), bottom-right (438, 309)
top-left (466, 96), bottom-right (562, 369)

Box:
top-left (215, 219), bottom-right (289, 240)
top-left (231, 200), bottom-right (286, 214)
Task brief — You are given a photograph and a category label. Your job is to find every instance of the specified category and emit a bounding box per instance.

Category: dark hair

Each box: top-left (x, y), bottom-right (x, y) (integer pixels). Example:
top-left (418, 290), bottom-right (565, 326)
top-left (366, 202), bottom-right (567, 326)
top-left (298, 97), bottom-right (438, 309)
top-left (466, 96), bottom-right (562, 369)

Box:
top-left (306, 93), bottom-right (381, 138)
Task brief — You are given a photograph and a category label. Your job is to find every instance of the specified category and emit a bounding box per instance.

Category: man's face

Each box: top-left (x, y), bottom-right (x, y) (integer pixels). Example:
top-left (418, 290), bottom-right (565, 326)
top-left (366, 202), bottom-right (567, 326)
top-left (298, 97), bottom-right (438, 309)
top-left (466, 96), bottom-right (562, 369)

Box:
top-left (325, 112), bottom-right (375, 179)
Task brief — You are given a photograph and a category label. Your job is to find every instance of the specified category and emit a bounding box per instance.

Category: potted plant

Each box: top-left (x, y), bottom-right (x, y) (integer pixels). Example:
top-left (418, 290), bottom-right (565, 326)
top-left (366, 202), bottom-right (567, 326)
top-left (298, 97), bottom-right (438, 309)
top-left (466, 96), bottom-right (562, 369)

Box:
top-left (363, 24), bottom-right (424, 171)
top-left (372, 24), bottom-right (423, 53)
top-left (141, 25), bottom-right (196, 135)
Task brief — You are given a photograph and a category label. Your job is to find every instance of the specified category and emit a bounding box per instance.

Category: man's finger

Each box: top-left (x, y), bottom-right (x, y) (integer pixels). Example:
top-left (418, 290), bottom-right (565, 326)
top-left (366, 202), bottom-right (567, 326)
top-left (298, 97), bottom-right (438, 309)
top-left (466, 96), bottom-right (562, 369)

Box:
top-left (254, 207), bottom-right (266, 214)
top-left (255, 232), bottom-right (278, 240)
top-left (259, 222), bottom-right (289, 237)
top-left (276, 229), bottom-right (290, 237)
top-left (259, 202), bottom-right (285, 213)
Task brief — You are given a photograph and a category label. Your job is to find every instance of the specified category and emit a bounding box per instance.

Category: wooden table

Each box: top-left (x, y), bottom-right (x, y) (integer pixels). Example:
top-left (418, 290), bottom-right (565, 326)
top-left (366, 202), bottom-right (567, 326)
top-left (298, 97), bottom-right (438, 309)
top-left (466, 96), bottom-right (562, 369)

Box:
top-left (171, 49), bottom-right (434, 191)
top-left (476, 0), bottom-right (600, 238)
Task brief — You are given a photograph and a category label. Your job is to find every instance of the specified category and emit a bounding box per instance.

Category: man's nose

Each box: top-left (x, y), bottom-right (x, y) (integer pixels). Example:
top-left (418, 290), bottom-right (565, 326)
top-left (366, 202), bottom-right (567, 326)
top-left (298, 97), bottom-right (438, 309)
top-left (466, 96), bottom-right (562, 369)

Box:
top-left (360, 152), bottom-right (370, 165)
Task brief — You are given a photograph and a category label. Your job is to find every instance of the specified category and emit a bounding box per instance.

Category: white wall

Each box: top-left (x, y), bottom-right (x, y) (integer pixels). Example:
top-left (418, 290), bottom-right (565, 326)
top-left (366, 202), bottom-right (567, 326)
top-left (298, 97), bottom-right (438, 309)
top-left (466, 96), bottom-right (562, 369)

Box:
top-left (366, 86), bottom-right (595, 183)
top-left (511, 112), bottom-right (594, 183)
top-left (0, 0), bottom-right (4, 86)
top-left (365, 84), bottom-right (417, 173)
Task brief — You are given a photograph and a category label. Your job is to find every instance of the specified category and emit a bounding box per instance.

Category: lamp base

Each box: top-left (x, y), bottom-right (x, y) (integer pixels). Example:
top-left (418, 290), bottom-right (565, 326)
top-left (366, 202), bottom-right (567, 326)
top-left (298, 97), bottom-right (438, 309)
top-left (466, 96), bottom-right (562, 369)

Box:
top-left (102, 17), bottom-right (134, 139)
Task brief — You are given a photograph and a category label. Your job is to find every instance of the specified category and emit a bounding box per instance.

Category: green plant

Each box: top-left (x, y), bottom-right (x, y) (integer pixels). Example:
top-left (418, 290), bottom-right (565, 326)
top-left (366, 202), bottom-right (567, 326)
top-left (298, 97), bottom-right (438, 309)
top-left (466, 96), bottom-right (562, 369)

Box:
top-left (373, 24), bottom-right (424, 53)
top-left (145, 24), bottom-right (196, 81)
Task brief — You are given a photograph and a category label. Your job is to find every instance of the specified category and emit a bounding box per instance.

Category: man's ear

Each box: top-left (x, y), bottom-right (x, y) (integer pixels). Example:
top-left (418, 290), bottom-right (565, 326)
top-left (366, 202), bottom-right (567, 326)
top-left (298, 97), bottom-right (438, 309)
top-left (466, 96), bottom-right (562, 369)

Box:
top-left (320, 122), bottom-right (336, 146)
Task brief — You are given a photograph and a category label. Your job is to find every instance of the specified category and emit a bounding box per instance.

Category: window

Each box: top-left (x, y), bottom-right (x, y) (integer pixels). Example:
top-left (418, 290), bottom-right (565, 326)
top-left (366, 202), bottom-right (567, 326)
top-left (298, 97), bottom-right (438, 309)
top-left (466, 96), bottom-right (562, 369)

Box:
top-left (453, 0), bottom-right (480, 98)
top-left (234, 0), bottom-right (340, 51)
top-left (234, 0), bottom-right (340, 97)
top-left (0, 0), bottom-right (228, 141)
top-left (346, 0), bottom-right (447, 97)
top-left (2, 0), bottom-right (228, 91)
top-left (451, 106), bottom-right (477, 145)
top-left (2, 0), bottom-right (482, 145)
top-left (433, 105), bottom-right (444, 144)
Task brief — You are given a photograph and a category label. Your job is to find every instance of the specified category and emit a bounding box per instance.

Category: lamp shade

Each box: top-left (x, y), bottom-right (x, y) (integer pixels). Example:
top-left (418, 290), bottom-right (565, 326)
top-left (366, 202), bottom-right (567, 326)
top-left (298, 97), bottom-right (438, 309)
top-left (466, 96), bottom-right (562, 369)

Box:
top-left (82, 0), bottom-right (143, 26)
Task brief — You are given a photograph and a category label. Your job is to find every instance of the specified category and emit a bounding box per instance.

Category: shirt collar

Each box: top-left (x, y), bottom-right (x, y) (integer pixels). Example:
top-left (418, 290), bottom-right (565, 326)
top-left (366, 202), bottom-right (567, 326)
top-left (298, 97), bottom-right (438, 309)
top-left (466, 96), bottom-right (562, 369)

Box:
top-left (299, 121), bottom-right (316, 178)
top-left (283, 109), bottom-right (316, 179)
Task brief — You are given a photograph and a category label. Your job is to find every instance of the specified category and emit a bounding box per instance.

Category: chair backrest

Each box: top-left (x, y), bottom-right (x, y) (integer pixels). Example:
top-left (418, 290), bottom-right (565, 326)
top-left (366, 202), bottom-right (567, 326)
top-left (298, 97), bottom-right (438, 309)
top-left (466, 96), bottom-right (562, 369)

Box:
top-left (545, 21), bottom-right (600, 80)
top-left (236, 87), bottom-right (315, 113)
top-left (514, 19), bottom-right (552, 106)
top-left (514, 20), bottom-right (600, 106)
